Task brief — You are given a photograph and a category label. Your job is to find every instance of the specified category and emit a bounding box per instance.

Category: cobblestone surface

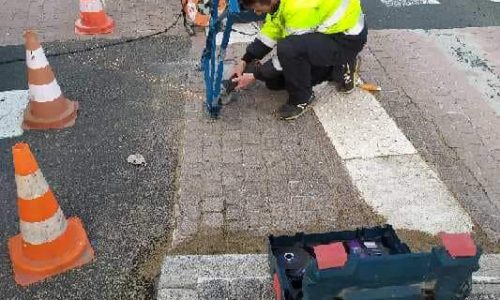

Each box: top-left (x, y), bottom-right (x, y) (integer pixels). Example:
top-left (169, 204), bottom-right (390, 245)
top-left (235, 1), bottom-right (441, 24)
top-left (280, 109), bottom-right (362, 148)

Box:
top-left (0, 0), bottom-right (184, 46)
top-left (157, 255), bottom-right (273, 300)
top-left (171, 45), bottom-right (382, 248)
top-left (361, 28), bottom-right (500, 242)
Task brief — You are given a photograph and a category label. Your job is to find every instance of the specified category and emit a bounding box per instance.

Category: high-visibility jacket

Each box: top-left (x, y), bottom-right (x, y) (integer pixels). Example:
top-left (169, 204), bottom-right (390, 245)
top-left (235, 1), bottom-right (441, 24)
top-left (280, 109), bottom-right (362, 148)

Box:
top-left (257, 0), bottom-right (364, 48)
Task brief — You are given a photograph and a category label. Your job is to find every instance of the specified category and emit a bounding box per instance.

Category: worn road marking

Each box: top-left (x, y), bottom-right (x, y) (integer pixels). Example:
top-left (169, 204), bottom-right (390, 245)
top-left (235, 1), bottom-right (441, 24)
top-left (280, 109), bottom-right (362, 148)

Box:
top-left (425, 29), bottom-right (500, 115)
top-left (0, 90), bottom-right (29, 140)
top-left (380, 0), bottom-right (440, 7)
top-left (313, 87), bottom-right (416, 159)
top-left (215, 23), bottom-right (259, 46)
top-left (313, 85), bottom-right (473, 234)
top-left (346, 155), bottom-right (472, 234)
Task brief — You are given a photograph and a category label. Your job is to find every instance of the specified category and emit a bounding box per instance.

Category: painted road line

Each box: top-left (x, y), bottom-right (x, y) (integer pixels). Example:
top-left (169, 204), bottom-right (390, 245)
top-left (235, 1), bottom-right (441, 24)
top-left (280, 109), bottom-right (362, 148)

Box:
top-left (0, 90), bottom-right (29, 140)
top-left (313, 86), bottom-right (473, 234)
top-left (425, 29), bottom-right (500, 115)
top-left (313, 85), bottom-right (416, 159)
top-left (215, 23), bottom-right (259, 46)
top-left (380, 0), bottom-right (440, 7)
top-left (346, 156), bottom-right (472, 233)
top-left (156, 254), bottom-right (500, 299)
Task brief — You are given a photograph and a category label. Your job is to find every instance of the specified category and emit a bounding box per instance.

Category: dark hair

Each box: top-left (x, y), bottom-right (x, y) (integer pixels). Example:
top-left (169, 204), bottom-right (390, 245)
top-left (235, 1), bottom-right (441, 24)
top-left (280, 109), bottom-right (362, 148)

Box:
top-left (240, 0), bottom-right (272, 7)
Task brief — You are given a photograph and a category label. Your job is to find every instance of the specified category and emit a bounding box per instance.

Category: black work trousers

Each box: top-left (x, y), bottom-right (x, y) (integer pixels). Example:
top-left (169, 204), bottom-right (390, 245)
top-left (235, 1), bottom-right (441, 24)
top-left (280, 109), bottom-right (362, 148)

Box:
top-left (255, 26), bottom-right (368, 105)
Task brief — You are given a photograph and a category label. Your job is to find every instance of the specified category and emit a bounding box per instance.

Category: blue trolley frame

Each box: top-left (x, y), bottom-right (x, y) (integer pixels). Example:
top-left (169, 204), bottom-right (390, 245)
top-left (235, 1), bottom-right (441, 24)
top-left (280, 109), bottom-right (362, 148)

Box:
top-left (201, 0), bottom-right (240, 118)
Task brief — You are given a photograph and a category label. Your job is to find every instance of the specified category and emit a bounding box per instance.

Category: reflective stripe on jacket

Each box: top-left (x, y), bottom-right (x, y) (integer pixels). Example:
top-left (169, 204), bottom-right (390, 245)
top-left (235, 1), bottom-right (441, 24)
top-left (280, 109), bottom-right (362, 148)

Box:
top-left (258, 0), bottom-right (363, 48)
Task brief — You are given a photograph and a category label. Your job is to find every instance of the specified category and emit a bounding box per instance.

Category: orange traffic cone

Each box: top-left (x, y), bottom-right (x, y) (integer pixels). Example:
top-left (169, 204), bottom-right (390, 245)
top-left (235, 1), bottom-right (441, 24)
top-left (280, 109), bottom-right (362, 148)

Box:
top-left (182, 0), bottom-right (227, 27)
top-left (75, 0), bottom-right (115, 35)
top-left (23, 31), bottom-right (78, 130)
top-left (8, 143), bottom-right (94, 286)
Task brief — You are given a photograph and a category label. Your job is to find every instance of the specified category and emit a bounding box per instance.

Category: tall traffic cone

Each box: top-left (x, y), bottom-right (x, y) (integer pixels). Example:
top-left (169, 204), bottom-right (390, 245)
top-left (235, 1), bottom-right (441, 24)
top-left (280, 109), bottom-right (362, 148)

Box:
top-left (75, 0), bottom-right (115, 35)
top-left (23, 31), bottom-right (79, 130)
top-left (8, 143), bottom-right (94, 286)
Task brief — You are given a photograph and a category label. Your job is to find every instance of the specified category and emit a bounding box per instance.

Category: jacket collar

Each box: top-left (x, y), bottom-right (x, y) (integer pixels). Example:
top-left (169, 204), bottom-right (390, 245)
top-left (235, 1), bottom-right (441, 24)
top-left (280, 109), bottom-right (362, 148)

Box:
top-left (270, 1), bottom-right (280, 15)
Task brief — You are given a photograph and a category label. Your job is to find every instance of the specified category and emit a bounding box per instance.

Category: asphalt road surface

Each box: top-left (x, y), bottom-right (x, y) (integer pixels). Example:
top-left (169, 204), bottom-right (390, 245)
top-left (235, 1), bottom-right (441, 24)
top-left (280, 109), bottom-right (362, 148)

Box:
top-left (363, 0), bottom-right (500, 29)
top-left (0, 35), bottom-right (191, 299)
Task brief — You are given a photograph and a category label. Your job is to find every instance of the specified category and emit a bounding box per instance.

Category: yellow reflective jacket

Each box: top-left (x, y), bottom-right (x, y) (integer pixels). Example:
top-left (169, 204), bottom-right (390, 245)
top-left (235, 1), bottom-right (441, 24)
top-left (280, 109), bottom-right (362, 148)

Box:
top-left (257, 0), bottom-right (363, 48)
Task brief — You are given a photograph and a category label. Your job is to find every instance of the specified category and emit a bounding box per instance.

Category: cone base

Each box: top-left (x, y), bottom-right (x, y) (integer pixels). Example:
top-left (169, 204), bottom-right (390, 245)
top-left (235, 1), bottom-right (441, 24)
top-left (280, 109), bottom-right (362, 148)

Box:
top-left (75, 16), bottom-right (115, 35)
top-left (8, 217), bottom-right (94, 286)
top-left (23, 99), bottom-right (78, 130)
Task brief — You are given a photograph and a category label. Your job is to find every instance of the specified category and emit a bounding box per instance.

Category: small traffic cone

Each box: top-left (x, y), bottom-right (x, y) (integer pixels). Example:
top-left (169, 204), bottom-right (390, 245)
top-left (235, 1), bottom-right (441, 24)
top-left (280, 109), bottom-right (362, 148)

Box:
top-left (8, 143), bottom-right (94, 286)
top-left (75, 0), bottom-right (115, 35)
top-left (182, 0), bottom-right (227, 27)
top-left (23, 31), bottom-right (78, 130)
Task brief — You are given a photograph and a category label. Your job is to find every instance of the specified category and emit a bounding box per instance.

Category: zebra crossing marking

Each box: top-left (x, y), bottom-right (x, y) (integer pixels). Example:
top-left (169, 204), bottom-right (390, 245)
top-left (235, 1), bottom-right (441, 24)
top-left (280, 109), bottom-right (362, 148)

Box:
top-left (380, 0), bottom-right (440, 7)
top-left (313, 86), bottom-right (473, 234)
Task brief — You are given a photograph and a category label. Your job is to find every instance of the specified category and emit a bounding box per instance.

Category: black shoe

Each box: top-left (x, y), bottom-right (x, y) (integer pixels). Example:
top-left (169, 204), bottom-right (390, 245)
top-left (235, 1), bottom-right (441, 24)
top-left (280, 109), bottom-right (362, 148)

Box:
top-left (337, 58), bottom-right (358, 94)
top-left (278, 94), bottom-right (315, 120)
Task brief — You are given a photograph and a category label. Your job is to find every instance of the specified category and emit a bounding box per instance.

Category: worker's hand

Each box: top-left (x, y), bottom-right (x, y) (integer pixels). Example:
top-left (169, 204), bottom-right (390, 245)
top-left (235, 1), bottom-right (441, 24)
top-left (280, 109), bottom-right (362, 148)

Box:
top-left (233, 73), bottom-right (256, 90)
top-left (232, 60), bottom-right (247, 77)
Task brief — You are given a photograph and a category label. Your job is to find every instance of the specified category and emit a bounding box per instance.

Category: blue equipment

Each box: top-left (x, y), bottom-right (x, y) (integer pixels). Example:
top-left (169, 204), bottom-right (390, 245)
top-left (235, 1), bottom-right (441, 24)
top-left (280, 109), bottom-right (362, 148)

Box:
top-left (201, 0), bottom-right (263, 118)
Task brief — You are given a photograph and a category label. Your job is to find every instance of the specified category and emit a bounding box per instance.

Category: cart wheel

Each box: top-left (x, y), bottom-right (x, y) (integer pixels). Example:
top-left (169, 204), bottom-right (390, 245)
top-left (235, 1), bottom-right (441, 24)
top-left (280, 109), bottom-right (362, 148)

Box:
top-left (453, 277), bottom-right (472, 300)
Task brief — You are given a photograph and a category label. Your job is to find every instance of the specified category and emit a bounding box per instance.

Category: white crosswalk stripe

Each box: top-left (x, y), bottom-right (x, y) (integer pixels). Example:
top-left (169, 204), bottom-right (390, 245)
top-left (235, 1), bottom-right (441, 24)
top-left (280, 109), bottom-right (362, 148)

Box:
top-left (380, 0), bottom-right (440, 7)
top-left (313, 86), bottom-right (473, 235)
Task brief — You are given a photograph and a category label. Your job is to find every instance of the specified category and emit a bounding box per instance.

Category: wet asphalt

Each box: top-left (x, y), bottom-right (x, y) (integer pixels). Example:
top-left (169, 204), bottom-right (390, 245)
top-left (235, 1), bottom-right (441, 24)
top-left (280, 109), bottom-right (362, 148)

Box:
top-left (0, 35), bottom-right (191, 299)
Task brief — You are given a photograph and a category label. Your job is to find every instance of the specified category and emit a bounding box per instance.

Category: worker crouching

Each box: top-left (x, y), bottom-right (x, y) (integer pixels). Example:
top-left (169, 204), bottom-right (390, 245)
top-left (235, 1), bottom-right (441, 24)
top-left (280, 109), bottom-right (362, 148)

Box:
top-left (231, 0), bottom-right (367, 120)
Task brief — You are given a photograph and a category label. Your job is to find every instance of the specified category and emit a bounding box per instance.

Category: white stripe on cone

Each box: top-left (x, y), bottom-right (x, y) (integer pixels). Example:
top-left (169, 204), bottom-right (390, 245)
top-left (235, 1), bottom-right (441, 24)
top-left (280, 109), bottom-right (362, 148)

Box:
top-left (15, 169), bottom-right (50, 200)
top-left (29, 80), bottom-right (62, 103)
top-left (80, 0), bottom-right (104, 13)
top-left (20, 207), bottom-right (67, 245)
top-left (26, 48), bottom-right (49, 70)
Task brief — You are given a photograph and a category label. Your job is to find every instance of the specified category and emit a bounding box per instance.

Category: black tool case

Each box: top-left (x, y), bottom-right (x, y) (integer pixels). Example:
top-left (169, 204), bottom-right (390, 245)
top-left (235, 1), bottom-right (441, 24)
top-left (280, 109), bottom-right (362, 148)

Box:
top-left (268, 225), bottom-right (480, 300)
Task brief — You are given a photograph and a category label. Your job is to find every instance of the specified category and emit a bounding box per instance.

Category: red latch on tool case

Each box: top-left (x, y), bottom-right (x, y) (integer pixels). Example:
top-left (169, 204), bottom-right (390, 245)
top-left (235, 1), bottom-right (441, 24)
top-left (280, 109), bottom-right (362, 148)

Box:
top-left (439, 233), bottom-right (477, 258)
top-left (314, 242), bottom-right (347, 269)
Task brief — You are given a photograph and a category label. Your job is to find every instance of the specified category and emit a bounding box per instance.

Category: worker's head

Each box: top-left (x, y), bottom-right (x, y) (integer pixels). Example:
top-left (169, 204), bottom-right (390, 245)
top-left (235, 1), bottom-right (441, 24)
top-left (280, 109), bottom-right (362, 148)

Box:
top-left (241, 0), bottom-right (279, 15)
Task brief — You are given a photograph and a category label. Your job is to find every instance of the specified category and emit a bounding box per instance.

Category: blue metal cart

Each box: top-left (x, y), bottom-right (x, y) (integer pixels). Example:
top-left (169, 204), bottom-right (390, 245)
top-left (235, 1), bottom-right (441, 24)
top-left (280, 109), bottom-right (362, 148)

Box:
top-left (201, 0), bottom-right (263, 118)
